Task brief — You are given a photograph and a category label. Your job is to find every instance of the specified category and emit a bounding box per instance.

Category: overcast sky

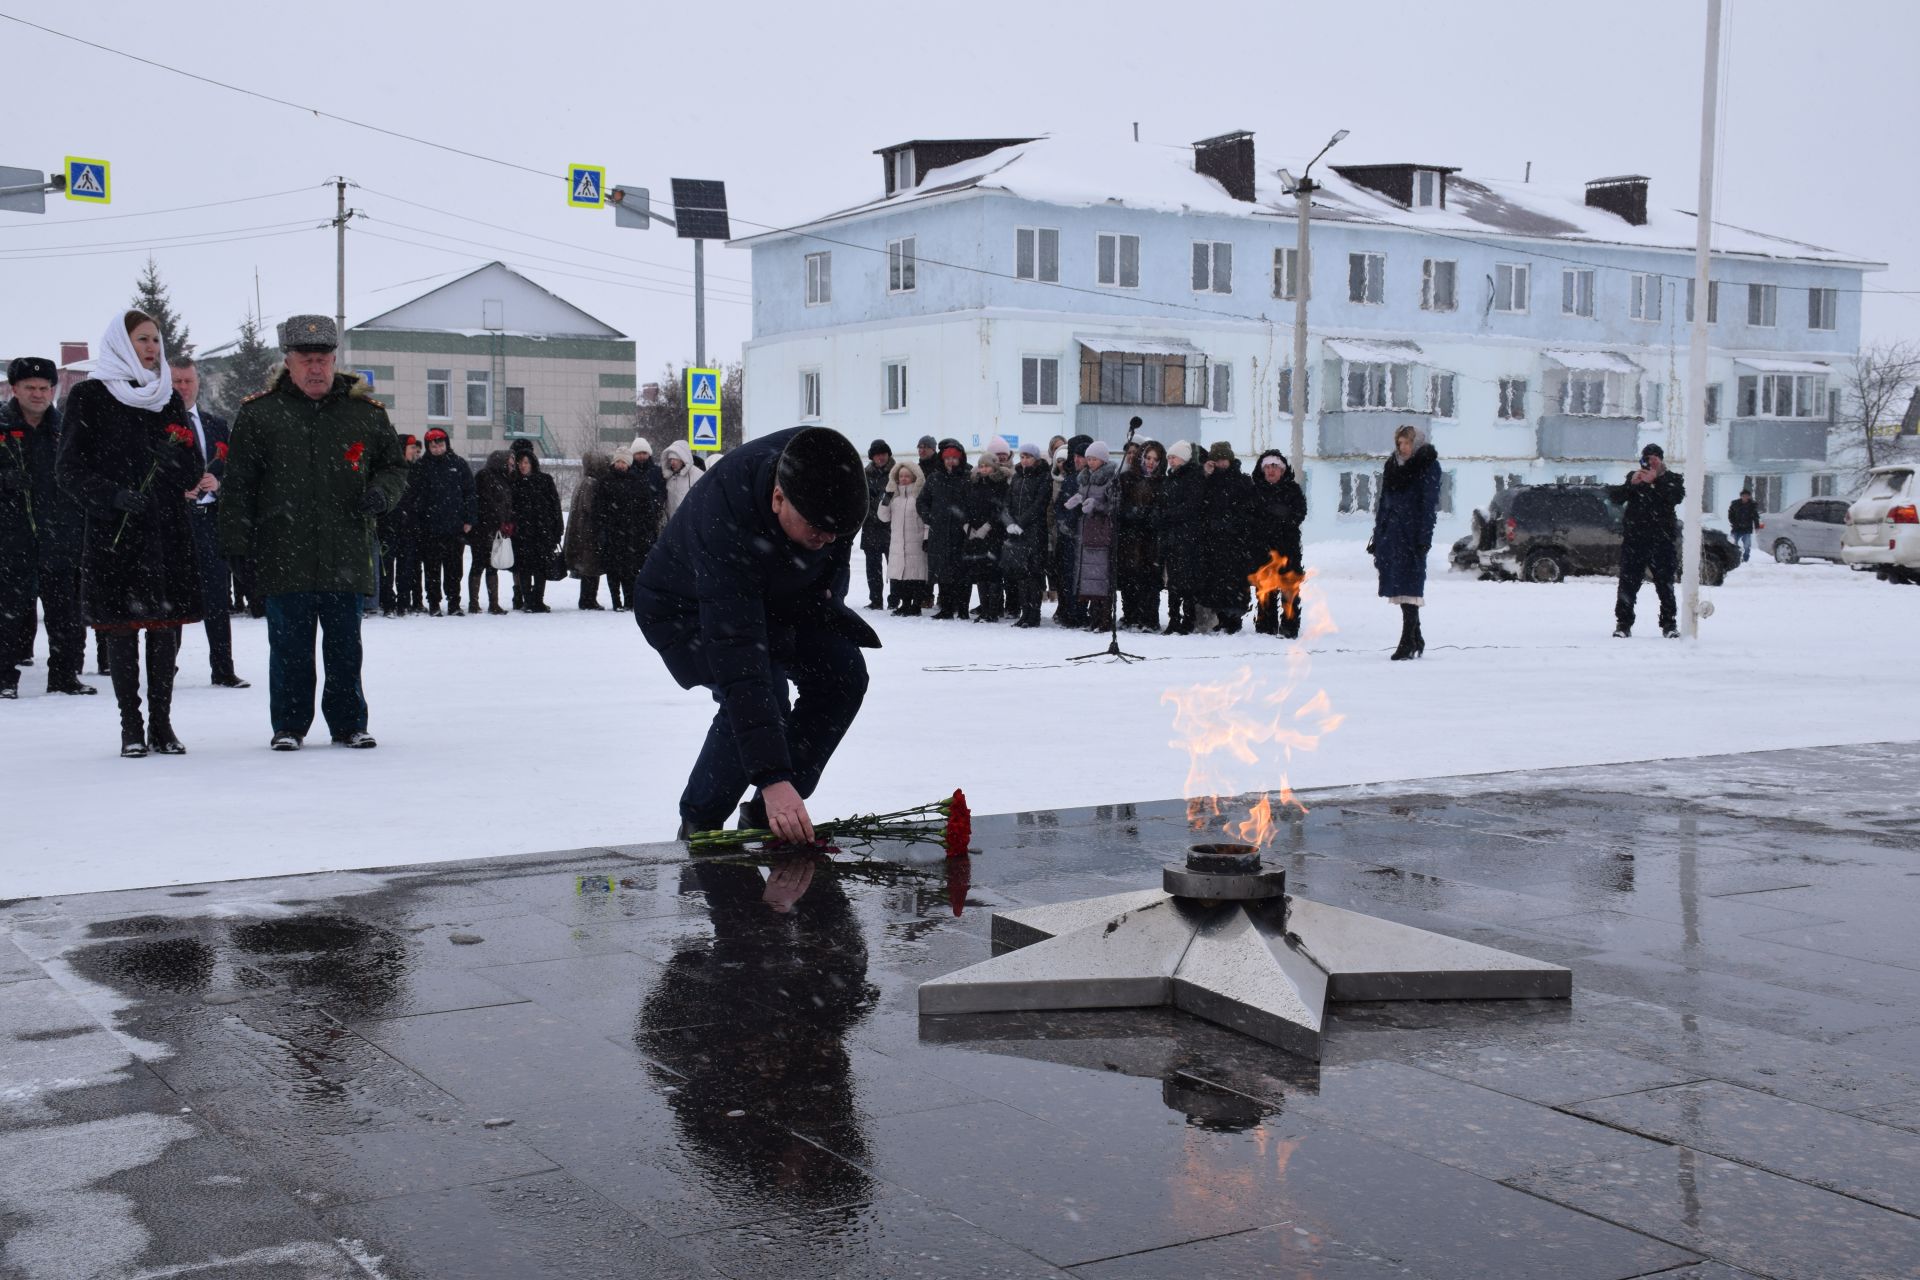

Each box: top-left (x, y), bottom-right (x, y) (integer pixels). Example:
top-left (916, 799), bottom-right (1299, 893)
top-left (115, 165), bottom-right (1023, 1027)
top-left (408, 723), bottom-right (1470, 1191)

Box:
top-left (3, 0), bottom-right (1915, 372)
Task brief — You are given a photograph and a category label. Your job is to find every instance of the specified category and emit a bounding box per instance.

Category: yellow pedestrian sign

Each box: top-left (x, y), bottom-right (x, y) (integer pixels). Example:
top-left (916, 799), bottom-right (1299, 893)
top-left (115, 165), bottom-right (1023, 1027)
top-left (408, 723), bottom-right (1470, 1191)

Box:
top-left (567, 164), bottom-right (604, 209)
top-left (65, 156), bottom-right (110, 204)
top-left (687, 366), bottom-right (722, 452)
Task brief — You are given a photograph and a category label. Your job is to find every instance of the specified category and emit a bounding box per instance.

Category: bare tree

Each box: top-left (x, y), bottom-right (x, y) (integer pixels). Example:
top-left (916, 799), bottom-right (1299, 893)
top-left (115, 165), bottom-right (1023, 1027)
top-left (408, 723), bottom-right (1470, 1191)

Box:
top-left (1838, 339), bottom-right (1920, 483)
top-left (634, 361), bottom-right (744, 457)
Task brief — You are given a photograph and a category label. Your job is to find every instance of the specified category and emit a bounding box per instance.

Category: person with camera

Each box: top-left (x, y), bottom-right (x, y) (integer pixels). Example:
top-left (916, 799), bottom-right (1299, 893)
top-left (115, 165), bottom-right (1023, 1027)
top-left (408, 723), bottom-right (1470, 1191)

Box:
top-left (1608, 443), bottom-right (1686, 639)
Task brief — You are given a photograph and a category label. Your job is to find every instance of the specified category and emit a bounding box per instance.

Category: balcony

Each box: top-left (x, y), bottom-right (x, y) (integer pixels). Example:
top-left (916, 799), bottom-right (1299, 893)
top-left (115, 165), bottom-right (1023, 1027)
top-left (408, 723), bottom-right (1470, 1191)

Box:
top-left (1538, 414), bottom-right (1640, 462)
top-left (1728, 418), bottom-right (1829, 464)
top-left (1318, 411), bottom-right (1432, 458)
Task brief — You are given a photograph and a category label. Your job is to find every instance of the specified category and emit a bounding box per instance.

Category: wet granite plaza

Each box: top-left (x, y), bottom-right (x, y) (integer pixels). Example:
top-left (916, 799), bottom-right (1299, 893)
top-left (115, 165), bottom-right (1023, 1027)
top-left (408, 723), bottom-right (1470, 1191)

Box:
top-left (4, 743), bottom-right (1920, 1279)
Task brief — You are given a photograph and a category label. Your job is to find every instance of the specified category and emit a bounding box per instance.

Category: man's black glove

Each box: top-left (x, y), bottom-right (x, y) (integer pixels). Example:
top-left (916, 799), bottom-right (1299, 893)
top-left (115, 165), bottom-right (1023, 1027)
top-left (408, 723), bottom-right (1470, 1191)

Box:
top-left (112, 488), bottom-right (149, 513)
top-left (358, 488), bottom-right (389, 516)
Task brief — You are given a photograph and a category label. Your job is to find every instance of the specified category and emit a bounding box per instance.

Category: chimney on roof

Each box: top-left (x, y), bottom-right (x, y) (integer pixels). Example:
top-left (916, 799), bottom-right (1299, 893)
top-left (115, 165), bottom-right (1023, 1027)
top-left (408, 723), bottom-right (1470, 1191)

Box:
top-left (876, 137), bottom-right (1041, 198)
top-left (1585, 175), bottom-right (1650, 227)
top-left (1193, 131), bottom-right (1256, 203)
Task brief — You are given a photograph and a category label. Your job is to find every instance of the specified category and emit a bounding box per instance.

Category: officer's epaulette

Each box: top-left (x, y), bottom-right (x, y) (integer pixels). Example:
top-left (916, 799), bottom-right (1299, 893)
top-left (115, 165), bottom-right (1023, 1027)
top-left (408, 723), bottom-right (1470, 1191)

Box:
top-left (241, 388), bottom-right (272, 404)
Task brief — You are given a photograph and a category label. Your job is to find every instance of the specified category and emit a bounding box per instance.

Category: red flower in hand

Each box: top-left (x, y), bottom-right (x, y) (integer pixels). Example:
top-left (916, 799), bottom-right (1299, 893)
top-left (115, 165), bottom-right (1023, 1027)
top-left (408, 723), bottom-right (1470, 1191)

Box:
top-left (943, 789), bottom-right (972, 859)
top-left (166, 424), bottom-right (195, 447)
top-left (344, 442), bottom-right (365, 473)
top-left (7, 430), bottom-right (23, 441)
top-left (214, 441), bottom-right (228, 462)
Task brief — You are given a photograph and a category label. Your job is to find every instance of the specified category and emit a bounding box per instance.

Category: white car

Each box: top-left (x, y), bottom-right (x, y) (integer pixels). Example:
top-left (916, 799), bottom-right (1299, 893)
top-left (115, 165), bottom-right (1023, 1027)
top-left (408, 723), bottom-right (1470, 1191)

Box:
top-left (1766, 497), bottom-right (1849, 563)
top-left (1842, 465), bottom-right (1920, 583)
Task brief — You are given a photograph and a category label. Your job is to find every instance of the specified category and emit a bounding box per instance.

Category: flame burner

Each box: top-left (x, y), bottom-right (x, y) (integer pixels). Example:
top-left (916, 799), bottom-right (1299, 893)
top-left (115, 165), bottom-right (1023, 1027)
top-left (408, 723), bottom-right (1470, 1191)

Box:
top-left (920, 842), bottom-right (1570, 1061)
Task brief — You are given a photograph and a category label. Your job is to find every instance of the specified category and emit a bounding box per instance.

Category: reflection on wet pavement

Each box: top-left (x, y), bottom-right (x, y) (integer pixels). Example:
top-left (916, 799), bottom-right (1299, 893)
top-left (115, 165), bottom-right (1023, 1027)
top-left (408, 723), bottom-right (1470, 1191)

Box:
top-left (2, 742), bottom-right (1919, 1277)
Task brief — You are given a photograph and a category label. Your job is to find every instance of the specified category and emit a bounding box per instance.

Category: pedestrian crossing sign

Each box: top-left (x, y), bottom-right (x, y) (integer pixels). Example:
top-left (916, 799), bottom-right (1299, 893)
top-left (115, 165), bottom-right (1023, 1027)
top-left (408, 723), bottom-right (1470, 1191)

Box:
top-left (64, 156), bottom-right (110, 204)
top-left (690, 412), bottom-right (721, 452)
top-left (686, 367), bottom-right (720, 409)
top-left (567, 164), bottom-right (605, 209)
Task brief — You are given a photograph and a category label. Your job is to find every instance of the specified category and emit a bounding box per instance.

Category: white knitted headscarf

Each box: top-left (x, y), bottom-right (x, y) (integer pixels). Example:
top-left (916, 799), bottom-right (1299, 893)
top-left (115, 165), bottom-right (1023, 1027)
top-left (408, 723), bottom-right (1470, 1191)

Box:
top-left (89, 313), bottom-right (174, 412)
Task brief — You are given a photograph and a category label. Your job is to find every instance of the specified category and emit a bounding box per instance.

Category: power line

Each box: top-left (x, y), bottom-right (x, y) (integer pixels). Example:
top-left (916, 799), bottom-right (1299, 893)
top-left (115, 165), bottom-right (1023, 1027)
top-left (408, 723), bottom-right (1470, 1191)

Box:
top-left (0, 218), bottom-right (325, 256)
top-left (349, 228), bottom-right (752, 307)
top-left (0, 225), bottom-right (322, 262)
top-left (0, 182), bottom-right (327, 231)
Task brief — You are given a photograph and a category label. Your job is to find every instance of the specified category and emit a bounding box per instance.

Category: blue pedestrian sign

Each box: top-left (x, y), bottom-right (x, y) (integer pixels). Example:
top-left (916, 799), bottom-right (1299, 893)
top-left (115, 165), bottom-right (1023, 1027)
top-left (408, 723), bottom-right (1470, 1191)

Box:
top-left (687, 368), bottom-right (720, 409)
top-left (686, 365), bottom-right (723, 452)
top-left (690, 412), bottom-right (721, 452)
top-left (567, 163), bottom-right (604, 209)
top-left (64, 156), bottom-right (110, 204)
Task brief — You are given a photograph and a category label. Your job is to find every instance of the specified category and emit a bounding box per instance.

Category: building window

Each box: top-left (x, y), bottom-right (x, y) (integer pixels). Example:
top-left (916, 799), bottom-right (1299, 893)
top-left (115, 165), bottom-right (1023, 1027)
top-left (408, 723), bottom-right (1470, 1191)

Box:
top-left (1420, 259), bottom-right (1457, 311)
top-left (1428, 373), bottom-right (1457, 419)
top-left (1209, 361), bottom-right (1233, 413)
top-left (1630, 273), bottom-right (1662, 322)
top-left (887, 237), bottom-right (916, 293)
top-left (1272, 247), bottom-right (1305, 300)
top-left (1686, 278), bottom-right (1719, 323)
top-left (465, 370), bottom-right (491, 420)
top-left (1191, 241), bottom-right (1233, 294)
top-left (1705, 383), bottom-right (1721, 424)
top-left (891, 150), bottom-right (914, 193)
top-left (1413, 169), bottom-right (1442, 208)
top-left (1563, 375), bottom-right (1608, 416)
top-left (883, 360), bottom-right (908, 413)
top-left (1561, 268), bottom-right (1594, 318)
top-left (1747, 283), bottom-right (1777, 327)
top-left (799, 368), bottom-right (821, 421)
top-left (1808, 287), bottom-right (1838, 331)
top-left (1497, 377), bottom-right (1528, 420)
top-left (804, 252), bottom-right (831, 306)
top-left (1493, 473), bottom-right (1525, 494)
top-left (1338, 471), bottom-right (1375, 514)
top-left (1348, 252), bottom-right (1385, 304)
top-left (1699, 473), bottom-right (1717, 514)
top-left (1737, 373), bottom-right (1826, 419)
top-left (1344, 361), bottom-right (1418, 411)
top-left (426, 369), bottom-right (451, 419)
top-left (1276, 366), bottom-right (1310, 413)
top-left (1743, 474), bottom-right (1784, 512)
top-left (1493, 262), bottom-right (1530, 313)
top-left (1015, 227), bottom-right (1060, 283)
top-left (1811, 473), bottom-right (1836, 497)
top-left (1097, 233), bottom-right (1140, 288)
top-left (1021, 355), bottom-right (1059, 409)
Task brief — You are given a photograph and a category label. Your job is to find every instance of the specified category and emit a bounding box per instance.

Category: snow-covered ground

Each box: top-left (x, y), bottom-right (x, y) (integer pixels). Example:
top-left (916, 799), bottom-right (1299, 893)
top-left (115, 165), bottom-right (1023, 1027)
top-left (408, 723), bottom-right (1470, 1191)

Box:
top-left (4, 546), bottom-right (1913, 900)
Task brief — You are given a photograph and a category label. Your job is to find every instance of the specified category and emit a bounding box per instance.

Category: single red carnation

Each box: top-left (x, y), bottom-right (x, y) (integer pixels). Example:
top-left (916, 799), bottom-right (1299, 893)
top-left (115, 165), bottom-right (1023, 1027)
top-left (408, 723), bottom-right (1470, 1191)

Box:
top-left (166, 424), bottom-right (195, 446)
top-left (214, 441), bottom-right (228, 461)
top-left (943, 789), bottom-right (972, 859)
top-left (344, 441), bottom-right (365, 472)
top-left (8, 430), bottom-right (23, 441)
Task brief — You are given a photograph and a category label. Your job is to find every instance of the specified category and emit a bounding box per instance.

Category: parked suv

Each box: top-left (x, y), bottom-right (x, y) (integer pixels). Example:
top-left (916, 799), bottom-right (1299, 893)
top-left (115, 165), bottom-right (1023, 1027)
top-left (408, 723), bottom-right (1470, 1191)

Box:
top-left (1765, 497), bottom-right (1850, 564)
top-left (1842, 465), bottom-right (1919, 583)
top-left (1474, 484), bottom-right (1740, 585)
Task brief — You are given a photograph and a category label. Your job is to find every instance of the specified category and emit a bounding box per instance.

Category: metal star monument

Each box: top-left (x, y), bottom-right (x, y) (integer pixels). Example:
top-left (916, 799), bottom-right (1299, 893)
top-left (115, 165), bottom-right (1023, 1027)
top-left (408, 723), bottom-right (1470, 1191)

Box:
top-left (919, 844), bottom-right (1569, 1061)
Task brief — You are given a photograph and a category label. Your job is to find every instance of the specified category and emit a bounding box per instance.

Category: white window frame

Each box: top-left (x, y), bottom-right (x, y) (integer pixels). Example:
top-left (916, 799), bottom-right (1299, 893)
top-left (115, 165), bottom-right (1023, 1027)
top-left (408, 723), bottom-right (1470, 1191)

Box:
top-left (425, 368), bottom-right (451, 420)
top-left (1208, 360), bottom-right (1233, 414)
top-left (1743, 473), bottom-right (1785, 513)
top-left (1343, 360), bottom-right (1419, 412)
top-left (1420, 258), bottom-right (1457, 312)
top-left (1276, 366), bottom-right (1309, 414)
top-left (1493, 262), bottom-right (1530, 314)
top-left (804, 252), bottom-right (831, 306)
top-left (1191, 241), bottom-right (1233, 294)
top-left (1561, 268), bottom-right (1595, 318)
top-left (1705, 383), bottom-right (1721, 424)
top-left (883, 359), bottom-right (909, 414)
top-left (1272, 247), bottom-right (1306, 300)
top-left (1096, 232), bottom-right (1140, 289)
top-left (1428, 372), bottom-right (1457, 420)
top-left (1808, 286), bottom-right (1838, 331)
top-left (1560, 371), bottom-right (1620, 417)
top-left (1015, 227), bottom-right (1060, 283)
top-left (1737, 373), bottom-right (1826, 420)
top-left (1685, 278), bottom-right (1719, 323)
top-left (799, 367), bottom-right (822, 422)
top-left (1747, 282), bottom-right (1777, 328)
top-left (1413, 169), bottom-right (1441, 208)
top-left (1348, 251), bottom-right (1386, 305)
top-left (464, 370), bottom-right (491, 421)
top-left (1338, 471), bottom-right (1375, 515)
top-left (1021, 354), bottom-right (1060, 410)
top-left (1811, 473), bottom-right (1836, 497)
top-left (887, 236), bottom-right (917, 294)
top-left (1630, 272), bottom-right (1662, 322)
top-left (1497, 377), bottom-right (1528, 420)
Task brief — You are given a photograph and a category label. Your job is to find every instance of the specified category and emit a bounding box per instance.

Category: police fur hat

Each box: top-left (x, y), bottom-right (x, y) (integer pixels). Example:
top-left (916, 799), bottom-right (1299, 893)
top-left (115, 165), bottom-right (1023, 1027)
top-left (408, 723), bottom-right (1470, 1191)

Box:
top-left (776, 427), bottom-right (868, 536)
top-left (1208, 441), bottom-right (1236, 464)
top-left (6, 356), bottom-right (55, 385)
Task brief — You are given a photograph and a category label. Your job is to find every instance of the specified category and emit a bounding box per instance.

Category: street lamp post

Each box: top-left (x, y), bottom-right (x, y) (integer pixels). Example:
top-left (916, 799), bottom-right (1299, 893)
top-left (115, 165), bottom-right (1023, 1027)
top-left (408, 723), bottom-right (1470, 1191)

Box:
top-left (1278, 129), bottom-right (1348, 480)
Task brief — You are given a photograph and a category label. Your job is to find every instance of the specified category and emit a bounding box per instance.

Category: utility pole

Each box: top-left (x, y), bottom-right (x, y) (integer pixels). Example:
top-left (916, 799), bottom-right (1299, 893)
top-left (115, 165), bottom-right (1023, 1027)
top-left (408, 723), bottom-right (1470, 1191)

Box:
top-left (334, 177), bottom-right (348, 350)
top-left (694, 239), bottom-right (706, 368)
top-left (1278, 129), bottom-right (1348, 477)
top-left (1681, 0), bottom-right (1723, 640)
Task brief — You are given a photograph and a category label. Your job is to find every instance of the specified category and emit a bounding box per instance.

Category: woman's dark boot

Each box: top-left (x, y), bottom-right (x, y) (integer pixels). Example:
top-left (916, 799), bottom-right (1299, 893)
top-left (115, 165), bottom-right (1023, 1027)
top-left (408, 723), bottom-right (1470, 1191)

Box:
top-left (105, 632), bottom-right (146, 757)
top-left (146, 629), bottom-right (186, 754)
top-left (1280, 592), bottom-right (1302, 640)
top-left (1391, 604), bottom-right (1424, 661)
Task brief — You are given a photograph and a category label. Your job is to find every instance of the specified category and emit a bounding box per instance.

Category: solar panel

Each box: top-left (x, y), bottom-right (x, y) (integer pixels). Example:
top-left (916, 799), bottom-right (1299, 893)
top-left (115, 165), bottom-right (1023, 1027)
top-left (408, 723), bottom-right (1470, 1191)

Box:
top-left (670, 178), bottom-right (731, 241)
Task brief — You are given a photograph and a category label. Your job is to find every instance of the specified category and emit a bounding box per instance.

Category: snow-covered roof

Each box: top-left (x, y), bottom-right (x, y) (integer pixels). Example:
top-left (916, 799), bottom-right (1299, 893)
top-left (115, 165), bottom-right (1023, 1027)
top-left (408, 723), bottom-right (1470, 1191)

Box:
top-left (736, 134), bottom-right (1882, 269)
top-left (1324, 337), bottom-right (1426, 363)
top-left (1075, 333), bottom-right (1200, 356)
top-left (1734, 356), bottom-right (1833, 374)
top-left (1543, 350), bottom-right (1645, 374)
top-left (352, 261), bottom-right (626, 339)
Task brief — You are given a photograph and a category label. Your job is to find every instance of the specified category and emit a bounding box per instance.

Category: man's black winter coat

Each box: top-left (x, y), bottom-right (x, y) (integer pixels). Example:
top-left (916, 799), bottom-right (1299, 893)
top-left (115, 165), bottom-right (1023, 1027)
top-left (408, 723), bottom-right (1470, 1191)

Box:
top-left (1607, 468), bottom-right (1687, 547)
top-left (409, 449), bottom-right (478, 537)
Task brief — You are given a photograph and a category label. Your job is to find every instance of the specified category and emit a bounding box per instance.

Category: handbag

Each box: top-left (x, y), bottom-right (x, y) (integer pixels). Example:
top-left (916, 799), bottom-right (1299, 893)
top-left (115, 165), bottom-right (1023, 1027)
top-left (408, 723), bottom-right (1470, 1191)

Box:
top-left (549, 549), bottom-right (570, 580)
top-left (489, 534), bottom-right (515, 571)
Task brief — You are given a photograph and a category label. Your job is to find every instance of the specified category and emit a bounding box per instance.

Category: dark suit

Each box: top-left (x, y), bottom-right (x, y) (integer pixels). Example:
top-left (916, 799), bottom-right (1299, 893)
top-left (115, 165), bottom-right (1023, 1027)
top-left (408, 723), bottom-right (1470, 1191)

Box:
top-left (184, 405), bottom-right (240, 681)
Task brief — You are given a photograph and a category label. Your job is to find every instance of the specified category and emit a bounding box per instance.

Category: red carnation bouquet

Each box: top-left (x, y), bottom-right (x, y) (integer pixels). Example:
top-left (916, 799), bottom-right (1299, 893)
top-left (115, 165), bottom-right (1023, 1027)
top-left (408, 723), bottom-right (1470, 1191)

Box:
top-left (344, 441), bottom-right (365, 473)
top-left (113, 420), bottom-right (199, 548)
top-left (689, 790), bottom-right (972, 859)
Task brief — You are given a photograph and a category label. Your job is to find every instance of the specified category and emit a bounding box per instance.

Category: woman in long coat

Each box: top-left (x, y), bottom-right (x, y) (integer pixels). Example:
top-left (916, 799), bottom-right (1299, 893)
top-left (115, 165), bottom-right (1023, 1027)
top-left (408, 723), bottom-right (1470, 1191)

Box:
top-left (1370, 424), bottom-right (1442, 660)
top-left (878, 459), bottom-right (928, 615)
top-left (1154, 442), bottom-right (1203, 634)
top-left (1250, 449), bottom-right (1308, 639)
top-left (57, 310), bottom-right (203, 756)
top-left (1071, 440), bottom-right (1119, 632)
top-left (468, 450), bottom-right (513, 614)
top-left (1002, 441), bottom-right (1053, 628)
top-left (962, 453), bottom-right (1010, 622)
top-left (508, 446), bottom-right (562, 612)
top-left (563, 450), bottom-right (607, 608)
top-left (1115, 441), bottom-right (1165, 632)
top-left (661, 439), bottom-right (702, 523)
top-left (916, 439), bottom-right (971, 619)
top-left (593, 447), bottom-right (658, 610)
top-left (1195, 443), bottom-right (1257, 633)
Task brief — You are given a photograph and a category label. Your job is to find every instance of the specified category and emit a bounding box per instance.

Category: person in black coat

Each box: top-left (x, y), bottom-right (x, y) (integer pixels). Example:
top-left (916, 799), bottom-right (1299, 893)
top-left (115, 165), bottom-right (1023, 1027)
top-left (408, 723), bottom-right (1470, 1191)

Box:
top-left (1195, 442), bottom-right (1256, 634)
top-left (2, 357), bottom-right (93, 699)
top-left (1115, 442), bottom-right (1165, 632)
top-left (468, 449), bottom-right (513, 613)
top-left (1608, 442), bottom-right (1686, 638)
top-left (1153, 442), bottom-right (1203, 634)
top-left (1051, 434), bottom-right (1092, 626)
top-left (859, 440), bottom-right (894, 610)
top-left (507, 443), bottom-right (562, 612)
top-left (1370, 425), bottom-right (1443, 660)
top-left (962, 453), bottom-right (1010, 622)
top-left (916, 438), bottom-right (971, 619)
top-left (57, 311), bottom-right (204, 756)
top-left (410, 426), bottom-right (477, 614)
top-left (594, 446), bottom-right (660, 610)
top-left (1250, 449), bottom-right (1308, 639)
top-left (378, 436), bottom-right (424, 615)
top-left (166, 357), bottom-right (248, 687)
top-left (1726, 487), bottom-right (1760, 563)
top-left (634, 425), bottom-right (876, 841)
top-left (1003, 441), bottom-right (1053, 627)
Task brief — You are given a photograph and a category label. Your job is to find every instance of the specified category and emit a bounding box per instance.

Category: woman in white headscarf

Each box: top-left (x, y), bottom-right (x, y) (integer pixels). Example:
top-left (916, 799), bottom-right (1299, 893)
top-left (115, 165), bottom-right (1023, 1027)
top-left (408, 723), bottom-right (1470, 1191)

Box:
top-left (57, 310), bottom-right (203, 756)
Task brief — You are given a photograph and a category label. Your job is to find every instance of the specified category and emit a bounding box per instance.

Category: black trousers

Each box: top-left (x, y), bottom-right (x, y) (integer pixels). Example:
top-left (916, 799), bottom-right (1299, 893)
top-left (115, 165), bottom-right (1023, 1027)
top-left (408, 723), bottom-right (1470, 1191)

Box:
top-left (186, 504), bottom-right (237, 679)
top-left (380, 538), bottom-right (422, 611)
top-left (1, 543), bottom-right (84, 687)
top-left (579, 573), bottom-right (602, 607)
top-left (419, 534), bottom-right (464, 608)
top-left (863, 547), bottom-right (887, 607)
top-left (1617, 536), bottom-right (1679, 632)
top-left (514, 563), bottom-right (548, 609)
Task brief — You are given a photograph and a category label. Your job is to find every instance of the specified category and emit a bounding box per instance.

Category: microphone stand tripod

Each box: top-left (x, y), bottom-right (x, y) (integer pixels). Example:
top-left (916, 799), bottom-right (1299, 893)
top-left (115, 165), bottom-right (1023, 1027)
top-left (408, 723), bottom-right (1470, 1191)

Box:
top-left (1070, 426), bottom-right (1145, 664)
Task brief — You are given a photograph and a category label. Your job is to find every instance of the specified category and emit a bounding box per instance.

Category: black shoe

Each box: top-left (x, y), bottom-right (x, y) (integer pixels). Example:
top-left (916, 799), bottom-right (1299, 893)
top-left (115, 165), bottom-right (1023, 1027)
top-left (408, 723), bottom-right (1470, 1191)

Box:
top-left (48, 678), bottom-right (98, 696)
top-left (380, 609), bottom-right (395, 618)
top-left (19, 657), bottom-right (32, 667)
top-left (675, 819), bottom-right (694, 840)
top-left (212, 674), bottom-right (251, 689)
top-left (148, 731), bottom-right (187, 755)
top-left (932, 610), bottom-right (956, 621)
top-left (0, 683), bottom-right (15, 700)
top-left (866, 601), bottom-right (885, 611)
top-left (270, 732), bottom-right (302, 751)
top-left (527, 604), bottom-right (552, 614)
top-left (332, 730), bottom-right (378, 749)
top-left (121, 737), bottom-right (149, 759)
top-left (737, 796), bottom-right (768, 831)
top-left (1662, 627), bottom-right (1680, 639)
top-left (488, 604), bottom-right (508, 615)
top-left (429, 606), bottom-right (444, 617)
top-left (447, 605), bottom-right (464, 617)
top-left (1612, 627), bottom-right (1631, 639)
top-left (579, 602), bottom-right (605, 611)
